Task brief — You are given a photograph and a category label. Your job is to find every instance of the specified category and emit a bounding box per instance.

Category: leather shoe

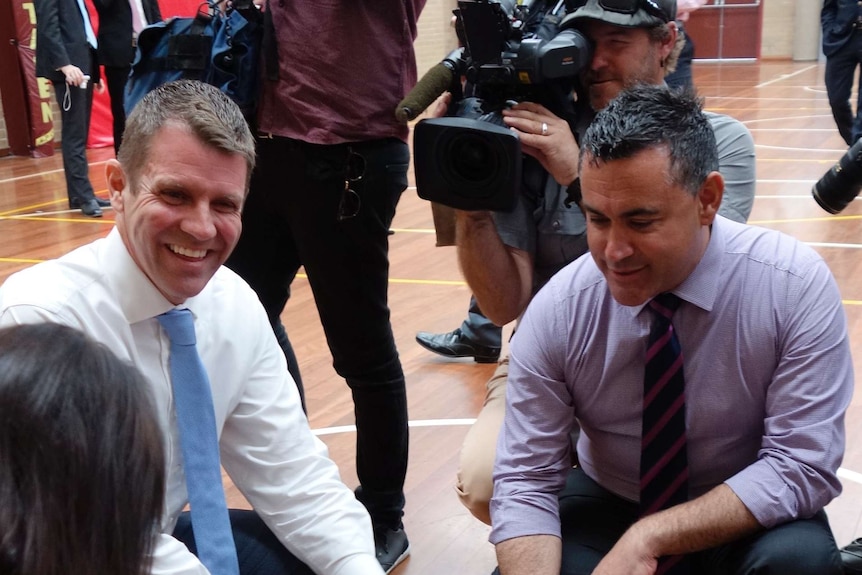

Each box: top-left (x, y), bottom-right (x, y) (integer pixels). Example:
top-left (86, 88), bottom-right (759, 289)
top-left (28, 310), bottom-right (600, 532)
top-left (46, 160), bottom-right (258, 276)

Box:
top-left (842, 538), bottom-right (862, 574)
top-left (70, 197), bottom-right (110, 209)
top-left (77, 199), bottom-right (103, 218)
top-left (415, 328), bottom-right (500, 363)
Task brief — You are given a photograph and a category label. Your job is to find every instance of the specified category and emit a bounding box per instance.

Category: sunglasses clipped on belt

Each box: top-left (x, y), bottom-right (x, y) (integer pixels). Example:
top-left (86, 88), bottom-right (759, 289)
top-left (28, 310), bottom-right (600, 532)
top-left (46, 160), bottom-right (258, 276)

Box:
top-left (573, 0), bottom-right (673, 23)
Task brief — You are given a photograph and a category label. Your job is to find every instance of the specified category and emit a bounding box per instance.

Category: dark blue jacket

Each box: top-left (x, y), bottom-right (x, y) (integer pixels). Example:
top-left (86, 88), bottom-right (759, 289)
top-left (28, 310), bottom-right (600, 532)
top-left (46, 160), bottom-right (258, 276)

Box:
top-left (822, 0), bottom-right (861, 57)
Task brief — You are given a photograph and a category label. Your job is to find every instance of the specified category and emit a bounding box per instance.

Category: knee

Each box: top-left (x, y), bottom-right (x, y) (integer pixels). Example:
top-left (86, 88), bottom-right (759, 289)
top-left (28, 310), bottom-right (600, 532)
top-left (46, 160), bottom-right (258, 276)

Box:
top-left (455, 464), bottom-right (493, 525)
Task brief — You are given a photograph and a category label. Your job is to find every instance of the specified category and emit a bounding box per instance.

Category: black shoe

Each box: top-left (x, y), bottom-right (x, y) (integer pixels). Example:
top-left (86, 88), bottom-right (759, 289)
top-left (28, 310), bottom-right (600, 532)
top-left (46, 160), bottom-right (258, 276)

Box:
top-left (70, 197), bottom-right (110, 209)
top-left (415, 328), bottom-right (500, 363)
top-left (78, 199), bottom-right (103, 217)
top-left (842, 538), bottom-right (862, 574)
top-left (374, 526), bottom-right (410, 574)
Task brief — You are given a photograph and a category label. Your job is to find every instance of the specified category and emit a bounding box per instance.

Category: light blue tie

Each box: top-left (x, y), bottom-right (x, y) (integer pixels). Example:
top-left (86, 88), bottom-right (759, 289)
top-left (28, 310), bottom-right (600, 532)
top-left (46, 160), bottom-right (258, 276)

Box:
top-left (75, 0), bottom-right (98, 49)
top-left (158, 309), bottom-right (239, 575)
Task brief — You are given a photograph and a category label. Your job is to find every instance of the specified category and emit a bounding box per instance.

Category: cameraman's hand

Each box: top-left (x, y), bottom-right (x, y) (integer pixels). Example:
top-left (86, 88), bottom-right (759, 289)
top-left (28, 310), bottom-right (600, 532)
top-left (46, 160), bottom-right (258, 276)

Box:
top-left (430, 92), bottom-right (452, 119)
top-left (503, 102), bottom-right (579, 186)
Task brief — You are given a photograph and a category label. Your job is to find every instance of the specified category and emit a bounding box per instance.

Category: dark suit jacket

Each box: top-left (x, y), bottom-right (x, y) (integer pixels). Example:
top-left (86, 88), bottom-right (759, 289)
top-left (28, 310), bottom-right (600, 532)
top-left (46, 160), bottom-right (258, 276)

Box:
top-left (822, 0), bottom-right (861, 57)
top-left (93, 0), bottom-right (161, 67)
top-left (34, 0), bottom-right (97, 82)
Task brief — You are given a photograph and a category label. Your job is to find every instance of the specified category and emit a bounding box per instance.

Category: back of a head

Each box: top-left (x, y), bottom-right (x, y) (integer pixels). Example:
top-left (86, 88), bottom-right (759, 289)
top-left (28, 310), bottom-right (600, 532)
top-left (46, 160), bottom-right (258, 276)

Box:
top-left (0, 323), bottom-right (165, 575)
top-left (118, 80), bottom-right (256, 190)
top-left (580, 84), bottom-right (718, 193)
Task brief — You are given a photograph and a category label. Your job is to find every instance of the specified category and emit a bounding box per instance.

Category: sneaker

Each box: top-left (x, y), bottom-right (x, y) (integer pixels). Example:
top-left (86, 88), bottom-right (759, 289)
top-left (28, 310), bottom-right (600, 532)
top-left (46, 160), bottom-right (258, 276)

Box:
top-left (374, 525), bottom-right (410, 573)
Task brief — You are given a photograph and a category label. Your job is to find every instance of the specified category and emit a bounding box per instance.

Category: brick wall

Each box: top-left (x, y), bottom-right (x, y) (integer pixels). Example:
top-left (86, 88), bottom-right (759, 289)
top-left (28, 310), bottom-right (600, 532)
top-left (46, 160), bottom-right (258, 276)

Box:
top-left (0, 0), bottom-right (812, 153)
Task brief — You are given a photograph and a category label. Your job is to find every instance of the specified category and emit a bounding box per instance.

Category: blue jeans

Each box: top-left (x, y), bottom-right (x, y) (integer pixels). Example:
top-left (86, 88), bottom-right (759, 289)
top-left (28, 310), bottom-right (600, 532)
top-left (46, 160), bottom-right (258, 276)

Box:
top-left (225, 136), bottom-right (409, 529)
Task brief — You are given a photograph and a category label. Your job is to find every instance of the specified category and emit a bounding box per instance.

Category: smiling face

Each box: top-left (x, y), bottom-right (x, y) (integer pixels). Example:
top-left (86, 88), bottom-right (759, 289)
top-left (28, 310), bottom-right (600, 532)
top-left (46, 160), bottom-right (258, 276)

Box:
top-left (107, 121), bottom-right (248, 305)
top-left (579, 20), bottom-right (675, 111)
top-left (580, 146), bottom-right (722, 306)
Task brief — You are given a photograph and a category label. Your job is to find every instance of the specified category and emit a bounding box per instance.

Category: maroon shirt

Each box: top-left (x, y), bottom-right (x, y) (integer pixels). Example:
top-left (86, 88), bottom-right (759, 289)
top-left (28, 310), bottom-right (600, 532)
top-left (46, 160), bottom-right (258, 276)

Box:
top-left (258, 1), bottom-right (426, 144)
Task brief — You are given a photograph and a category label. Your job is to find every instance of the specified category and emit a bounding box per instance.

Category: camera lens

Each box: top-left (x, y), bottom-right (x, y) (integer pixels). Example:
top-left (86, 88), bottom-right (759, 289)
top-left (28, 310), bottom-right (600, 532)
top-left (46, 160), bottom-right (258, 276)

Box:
top-left (812, 138), bottom-right (862, 214)
top-left (449, 133), bottom-right (499, 187)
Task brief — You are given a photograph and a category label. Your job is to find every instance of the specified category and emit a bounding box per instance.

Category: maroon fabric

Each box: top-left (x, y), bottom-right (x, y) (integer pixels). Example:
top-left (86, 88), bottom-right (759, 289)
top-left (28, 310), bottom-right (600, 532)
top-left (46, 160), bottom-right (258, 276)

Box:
top-left (258, 1), bottom-right (426, 144)
top-left (11, 0), bottom-right (55, 157)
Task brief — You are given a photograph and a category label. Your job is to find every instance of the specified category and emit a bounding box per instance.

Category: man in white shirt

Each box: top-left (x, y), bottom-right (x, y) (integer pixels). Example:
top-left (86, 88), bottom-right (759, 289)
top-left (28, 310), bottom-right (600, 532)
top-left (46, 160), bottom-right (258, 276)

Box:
top-left (0, 80), bottom-right (384, 575)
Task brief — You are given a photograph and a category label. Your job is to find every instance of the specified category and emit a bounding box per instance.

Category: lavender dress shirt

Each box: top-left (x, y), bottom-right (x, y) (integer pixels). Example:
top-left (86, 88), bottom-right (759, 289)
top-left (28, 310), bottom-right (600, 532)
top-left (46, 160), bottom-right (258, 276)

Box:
top-left (490, 215), bottom-right (853, 544)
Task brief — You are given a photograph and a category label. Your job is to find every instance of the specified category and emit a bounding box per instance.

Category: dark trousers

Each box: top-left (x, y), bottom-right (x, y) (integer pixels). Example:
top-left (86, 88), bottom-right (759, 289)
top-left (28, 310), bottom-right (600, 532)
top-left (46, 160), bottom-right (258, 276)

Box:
top-left (459, 295), bottom-right (503, 348)
top-left (103, 64), bottom-right (131, 154)
top-left (225, 136), bottom-right (409, 529)
top-left (555, 467), bottom-right (842, 575)
top-left (52, 60), bottom-right (97, 207)
top-left (173, 509), bottom-right (314, 574)
top-left (825, 30), bottom-right (862, 146)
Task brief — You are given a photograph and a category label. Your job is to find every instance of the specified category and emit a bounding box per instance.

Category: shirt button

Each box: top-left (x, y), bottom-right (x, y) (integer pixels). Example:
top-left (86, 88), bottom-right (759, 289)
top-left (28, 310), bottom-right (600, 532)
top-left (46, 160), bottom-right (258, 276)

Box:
top-left (552, 220), bottom-right (561, 230)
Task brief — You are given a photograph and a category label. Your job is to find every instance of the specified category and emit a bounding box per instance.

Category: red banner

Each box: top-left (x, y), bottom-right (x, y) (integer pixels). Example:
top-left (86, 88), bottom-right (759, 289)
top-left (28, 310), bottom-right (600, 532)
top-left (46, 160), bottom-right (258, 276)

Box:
top-left (11, 0), bottom-right (54, 157)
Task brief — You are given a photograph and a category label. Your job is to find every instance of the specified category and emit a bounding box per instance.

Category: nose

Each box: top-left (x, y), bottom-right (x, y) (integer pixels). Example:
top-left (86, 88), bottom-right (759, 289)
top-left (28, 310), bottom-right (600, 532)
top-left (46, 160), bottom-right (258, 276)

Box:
top-left (603, 225), bottom-right (634, 264)
top-left (179, 203), bottom-right (217, 241)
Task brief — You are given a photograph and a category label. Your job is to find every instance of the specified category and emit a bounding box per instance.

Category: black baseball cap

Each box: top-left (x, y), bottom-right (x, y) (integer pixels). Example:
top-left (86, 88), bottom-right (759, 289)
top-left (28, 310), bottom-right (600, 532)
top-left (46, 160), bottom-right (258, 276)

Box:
top-left (562, 0), bottom-right (677, 29)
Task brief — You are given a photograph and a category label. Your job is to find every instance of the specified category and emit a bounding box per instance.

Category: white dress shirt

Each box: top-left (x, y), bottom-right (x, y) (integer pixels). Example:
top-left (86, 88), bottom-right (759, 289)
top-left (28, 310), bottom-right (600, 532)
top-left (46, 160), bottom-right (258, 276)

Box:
top-left (0, 228), bottom-right (384, 575)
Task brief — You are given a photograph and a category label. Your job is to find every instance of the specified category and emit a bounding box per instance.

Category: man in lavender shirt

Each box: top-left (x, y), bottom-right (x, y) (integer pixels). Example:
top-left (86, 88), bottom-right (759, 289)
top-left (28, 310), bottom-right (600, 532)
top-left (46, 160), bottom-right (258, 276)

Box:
top-left (490, 85), bottom-right (852, 575)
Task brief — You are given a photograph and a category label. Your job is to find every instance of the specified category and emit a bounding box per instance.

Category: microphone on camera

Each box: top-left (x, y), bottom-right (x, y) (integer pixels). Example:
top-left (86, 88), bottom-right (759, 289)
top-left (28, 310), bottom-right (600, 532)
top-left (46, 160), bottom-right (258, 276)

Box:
top-left (395, 49), bottom-right (464, 124)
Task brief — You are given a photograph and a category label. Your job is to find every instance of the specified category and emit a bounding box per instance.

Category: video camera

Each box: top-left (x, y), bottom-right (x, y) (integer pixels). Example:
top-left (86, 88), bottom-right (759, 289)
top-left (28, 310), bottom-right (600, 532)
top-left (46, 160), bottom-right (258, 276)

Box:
top-left (812, 138), bottom-right (862, 214)
top-left (402, 0), bottom-right (591, 211)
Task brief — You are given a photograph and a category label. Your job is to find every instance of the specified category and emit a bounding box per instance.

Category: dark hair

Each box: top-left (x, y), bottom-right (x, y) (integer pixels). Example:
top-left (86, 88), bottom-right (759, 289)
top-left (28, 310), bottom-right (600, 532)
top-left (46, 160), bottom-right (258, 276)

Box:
top-left (0, 323), bottom-right (165, 575)
top-left (580, 84), bottom-right (719, 195)
top-left (118, 79), bottom-right (256, 191)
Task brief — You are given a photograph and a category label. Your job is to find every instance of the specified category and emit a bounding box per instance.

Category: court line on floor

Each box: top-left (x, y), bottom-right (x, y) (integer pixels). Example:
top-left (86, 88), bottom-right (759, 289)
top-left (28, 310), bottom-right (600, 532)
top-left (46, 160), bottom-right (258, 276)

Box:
top-left (0, 160), bottom-right (109, 185)
top-left (312, 418), bottom-right (862, 486)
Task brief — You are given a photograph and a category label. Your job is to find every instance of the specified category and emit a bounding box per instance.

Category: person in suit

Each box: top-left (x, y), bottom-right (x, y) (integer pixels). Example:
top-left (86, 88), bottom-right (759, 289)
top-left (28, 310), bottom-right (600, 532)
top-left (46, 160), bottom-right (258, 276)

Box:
top-left (34, 0), bottom-right (109, 216)
top-left (92, 0), bottom-right (161, 154)
top-left (822, 0), bottom-right (862, 145)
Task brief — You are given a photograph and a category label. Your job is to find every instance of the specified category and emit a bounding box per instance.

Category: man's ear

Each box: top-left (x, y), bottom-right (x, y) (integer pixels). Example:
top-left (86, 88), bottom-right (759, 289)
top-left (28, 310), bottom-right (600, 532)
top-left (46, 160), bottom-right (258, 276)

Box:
top-left (697, 171), bottom-right (724, 224)
top-left (105, 160), bottom-right (127, 212)
top-left (660, 21), bottom-right (679, 66)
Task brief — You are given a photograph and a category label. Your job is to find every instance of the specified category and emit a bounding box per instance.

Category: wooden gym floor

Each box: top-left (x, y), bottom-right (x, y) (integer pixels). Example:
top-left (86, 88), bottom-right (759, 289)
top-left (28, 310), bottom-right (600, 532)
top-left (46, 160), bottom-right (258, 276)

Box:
top-left (2, 60), bottom-right (862, 573)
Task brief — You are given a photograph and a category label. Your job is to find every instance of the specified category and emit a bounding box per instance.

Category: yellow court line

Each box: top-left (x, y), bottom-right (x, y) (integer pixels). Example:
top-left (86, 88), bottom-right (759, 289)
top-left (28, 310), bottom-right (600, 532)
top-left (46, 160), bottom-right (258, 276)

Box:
top-left (2, 261), bottom-right (861, 303)
top-left (390, 228), bottom-right (435, 234)
top-left (0, 257), bottom-right (43, 264)
top-left (295, 272), bottom-right (465, 286)
top-left (750, 215), bottom-right (862, 225)
top-left (0, 215), bottom-right (114, 224)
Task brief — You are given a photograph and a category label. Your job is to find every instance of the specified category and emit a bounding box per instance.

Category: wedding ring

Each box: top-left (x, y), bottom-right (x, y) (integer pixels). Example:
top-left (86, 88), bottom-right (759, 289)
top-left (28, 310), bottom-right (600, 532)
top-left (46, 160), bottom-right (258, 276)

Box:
top-left (541, 122), bottom-right (548, 136)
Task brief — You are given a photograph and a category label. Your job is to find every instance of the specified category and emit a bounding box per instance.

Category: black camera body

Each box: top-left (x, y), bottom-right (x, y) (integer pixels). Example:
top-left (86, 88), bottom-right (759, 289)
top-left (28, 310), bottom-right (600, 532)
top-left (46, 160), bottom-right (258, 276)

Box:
top-left (414, 0), bottom-right (591, 211)
top-left (812, 137), bottom-right (862, 214)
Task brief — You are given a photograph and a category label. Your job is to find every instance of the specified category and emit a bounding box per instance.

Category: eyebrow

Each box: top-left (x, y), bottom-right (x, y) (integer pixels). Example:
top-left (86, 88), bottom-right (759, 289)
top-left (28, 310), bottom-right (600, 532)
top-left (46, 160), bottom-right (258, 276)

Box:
top-left (581, 203), bottom-right (661, 219)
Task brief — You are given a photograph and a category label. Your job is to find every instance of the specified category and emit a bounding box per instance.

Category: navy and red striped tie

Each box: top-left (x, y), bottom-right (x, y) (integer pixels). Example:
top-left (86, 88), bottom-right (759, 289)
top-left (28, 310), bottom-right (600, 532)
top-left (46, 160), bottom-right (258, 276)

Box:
top-left (641, 293), bottom-right (689, 575)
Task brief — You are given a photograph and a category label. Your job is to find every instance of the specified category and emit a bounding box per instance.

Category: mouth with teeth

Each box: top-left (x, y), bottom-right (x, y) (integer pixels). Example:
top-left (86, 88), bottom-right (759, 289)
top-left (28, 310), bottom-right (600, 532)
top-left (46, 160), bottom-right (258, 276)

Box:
top-left (169, 244), bottom-right (207, 259)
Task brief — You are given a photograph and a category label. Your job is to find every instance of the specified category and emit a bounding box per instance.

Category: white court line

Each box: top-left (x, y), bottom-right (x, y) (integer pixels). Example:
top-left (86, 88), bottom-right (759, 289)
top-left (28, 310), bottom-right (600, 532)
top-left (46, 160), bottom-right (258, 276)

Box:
top-left (312, 418), bottom-right (862, 485)
top-left (839, 468), bottom-right (862, 486)
top-left (312, 418), bottom-right (477, 437)
top-left (754, 65), bottom-right (818, 89)
top-left (806, 242), bottom-right (862, 250)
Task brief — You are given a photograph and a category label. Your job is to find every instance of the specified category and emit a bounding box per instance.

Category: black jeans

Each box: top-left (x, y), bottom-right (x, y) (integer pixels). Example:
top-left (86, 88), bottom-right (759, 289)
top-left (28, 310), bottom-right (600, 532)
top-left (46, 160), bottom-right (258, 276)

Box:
top-left (825, 29), bottom-right (862, 146)
top-left (226, 136), bottom-right (409, 529)
top-left (555, 467), bottom-right (842, 575)
top-left (173, 509), bottom-right (314, 574)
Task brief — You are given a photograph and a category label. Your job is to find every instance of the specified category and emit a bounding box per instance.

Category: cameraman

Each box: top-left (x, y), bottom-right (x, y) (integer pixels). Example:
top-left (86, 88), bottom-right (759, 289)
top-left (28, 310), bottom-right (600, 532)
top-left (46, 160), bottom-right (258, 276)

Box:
top-left (449, 0), bottom-right (756, 525)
